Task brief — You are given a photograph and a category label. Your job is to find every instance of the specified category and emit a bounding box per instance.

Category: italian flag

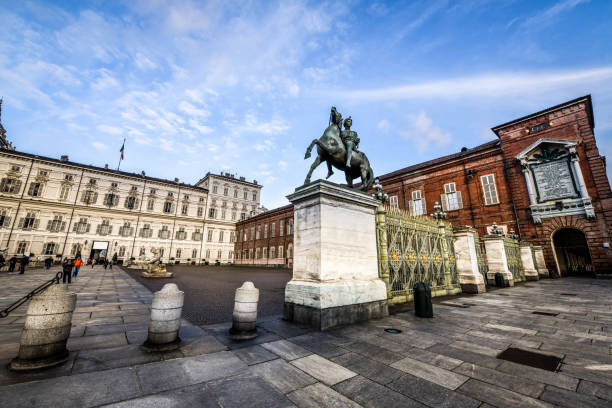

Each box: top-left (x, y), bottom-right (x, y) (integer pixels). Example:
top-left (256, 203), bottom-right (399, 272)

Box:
top-left (119, 140), bottom-right (125, 160)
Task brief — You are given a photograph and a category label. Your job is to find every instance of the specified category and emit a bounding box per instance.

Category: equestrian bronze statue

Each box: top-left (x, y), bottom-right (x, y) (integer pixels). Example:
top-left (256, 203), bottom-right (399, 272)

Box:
top-left (303, 107), bottom-right (375, 192)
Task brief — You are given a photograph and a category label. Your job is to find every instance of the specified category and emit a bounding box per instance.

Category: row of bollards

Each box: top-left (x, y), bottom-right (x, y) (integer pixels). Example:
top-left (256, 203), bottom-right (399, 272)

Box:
top-left (9, 279), bottom-right (260, 370)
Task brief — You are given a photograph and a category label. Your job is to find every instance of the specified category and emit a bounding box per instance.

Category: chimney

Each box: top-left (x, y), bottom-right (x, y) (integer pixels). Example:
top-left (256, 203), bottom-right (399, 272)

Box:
top-left (141, 171), bottom-right (146, 176)
top-left (253, 180), bottom-right (258, 185)
top-left (174, 177), bottom-right (179, 183)
top-left (104, 164), bottom-right (109, 169)
top-left (60, 155), bottom-right (69, 162)
top-left (240, 176), bottom-right (245, 181)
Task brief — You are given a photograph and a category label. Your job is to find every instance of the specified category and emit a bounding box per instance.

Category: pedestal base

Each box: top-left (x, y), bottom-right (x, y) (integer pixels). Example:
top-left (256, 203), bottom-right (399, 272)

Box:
top-left (141, 337), bottom-right (181, 352)
top-left (9, 350), bottom-right (69, 371)
top-left (487, 271), bottom-right (514, 287)
top-left (229, 327), bottom-right (258, 340)
top-left (141, 264), bottom-right (172, 278)
top-left (525, 274), bottom-right (539, 281)
top-left (460, 282), bottom-right (486, 294)
top-left (284, 299), bottom-right (388, 331)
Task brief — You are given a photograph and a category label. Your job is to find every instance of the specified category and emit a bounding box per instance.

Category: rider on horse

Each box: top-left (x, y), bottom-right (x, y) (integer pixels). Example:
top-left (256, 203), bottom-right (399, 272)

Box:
top-left (341, 117), bottom-right (360, 168)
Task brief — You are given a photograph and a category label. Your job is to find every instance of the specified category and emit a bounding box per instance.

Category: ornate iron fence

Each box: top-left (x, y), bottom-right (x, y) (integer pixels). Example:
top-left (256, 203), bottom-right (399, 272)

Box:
top-left (474, 232), bottom-right (489, 283)
top-left (376, 206), bottom-right (460, 304)
top-left (504, 237), bottom-right (524, 282)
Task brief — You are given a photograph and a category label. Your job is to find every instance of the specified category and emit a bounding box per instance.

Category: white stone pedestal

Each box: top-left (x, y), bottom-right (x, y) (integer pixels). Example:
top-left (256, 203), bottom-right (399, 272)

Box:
top-left (453, 226), bottom-right (486, 293)
top-left (533, 246), bottom-right (550, 278)
top-left (482, 235), bottom-right (514, 286)
top-left (520, 242), bottom-right (539, 281)
top-left (284, 180), bottom-right (388, 330)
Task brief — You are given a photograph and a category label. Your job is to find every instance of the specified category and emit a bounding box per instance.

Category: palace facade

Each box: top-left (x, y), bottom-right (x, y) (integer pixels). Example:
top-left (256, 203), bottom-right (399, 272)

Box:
top-left (0, 147), bottom-right (261, 264)
top-left (234, 95), bottom-right (612, 276)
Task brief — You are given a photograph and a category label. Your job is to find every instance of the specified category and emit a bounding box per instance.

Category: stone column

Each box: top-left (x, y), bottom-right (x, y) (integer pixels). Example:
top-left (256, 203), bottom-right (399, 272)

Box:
top-left (284, 180), bottom-right (388, 330)
top-left (453, 226), bottom-right (486, 293)
top-left (520, 242), bottom-right (539, 281)
top-left (229, 281), bottom-right (259, 340)
top-left (375, 205), bottom-right (392, 300)
top-left (521, 163), bottom-right (537, 206)
top-left (532, 246), bottom-right (550, 278)
top-left (10, 284), bottom-right (77, 370)
top-left (142, 283), bottom-right (184, 351)
top-left (569, 148), bottom-right (589, 199)
top-left (482, 235), bottom-right (514, 286)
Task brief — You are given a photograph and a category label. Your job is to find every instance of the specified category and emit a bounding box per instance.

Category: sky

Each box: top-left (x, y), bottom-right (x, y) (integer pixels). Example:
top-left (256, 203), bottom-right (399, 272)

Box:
top-left (1, 0), bottom-right (611, 209)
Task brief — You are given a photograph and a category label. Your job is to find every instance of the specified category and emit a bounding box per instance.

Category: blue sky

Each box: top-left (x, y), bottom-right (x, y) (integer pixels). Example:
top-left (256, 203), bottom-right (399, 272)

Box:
top-left (1, 0), bottom-right (611, 209)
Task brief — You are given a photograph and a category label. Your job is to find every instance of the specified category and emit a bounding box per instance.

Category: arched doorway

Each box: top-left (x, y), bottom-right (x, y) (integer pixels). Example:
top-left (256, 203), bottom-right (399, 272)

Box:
top-left (552, 228), bottom-right (593, 276)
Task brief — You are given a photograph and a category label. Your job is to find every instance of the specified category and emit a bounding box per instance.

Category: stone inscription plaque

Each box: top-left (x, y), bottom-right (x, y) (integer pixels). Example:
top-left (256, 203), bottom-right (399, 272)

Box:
top-left (532, 159), bottom-right (578, 202)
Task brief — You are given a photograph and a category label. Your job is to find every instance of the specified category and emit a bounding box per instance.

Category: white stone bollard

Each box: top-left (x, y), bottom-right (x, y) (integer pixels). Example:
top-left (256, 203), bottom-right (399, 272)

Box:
top-left (229, 281), bottom-right (259, 340)
top-left (533, 246), bottom-right (550, 278)
top-left (520, 242), bottom-right (539, 281)
top-left (453, 226), bottom-right (486, 293)
top-left (10, 284), bottom-right (77, 370)
top-left (142, 283), bottom-right (184, 351)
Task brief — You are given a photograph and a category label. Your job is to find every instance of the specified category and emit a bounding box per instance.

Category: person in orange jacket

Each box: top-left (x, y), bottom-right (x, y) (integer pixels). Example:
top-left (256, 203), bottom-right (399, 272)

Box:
top-left (72, 256), bottom-right (84, 279)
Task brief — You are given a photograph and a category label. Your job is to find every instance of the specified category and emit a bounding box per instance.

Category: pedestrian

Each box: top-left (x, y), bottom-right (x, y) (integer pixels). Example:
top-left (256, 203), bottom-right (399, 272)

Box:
top-left (103, 258), bottom-right (108, 269)
top-left (72, 256), bottom-right (83, 279)
top-left (0, 253), bottom-right (5, 270)
top-left (91, 258), bottom-right (96, 268)
top-left (62, 257), bottom-right (73, 284)
top-left (19, 253), bottom-right (30, 274)
top-left (44, 257), bottom-right (53, 269)
top-left (8, 256), bottom-right (17, 272)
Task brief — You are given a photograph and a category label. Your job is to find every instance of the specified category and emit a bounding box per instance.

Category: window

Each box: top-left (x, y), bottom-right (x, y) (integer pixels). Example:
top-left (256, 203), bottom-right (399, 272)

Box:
top-left (111, 182), bottom-right (118, 188)
top-left (208, 208), bottom-right (216, 218)
top-left (82, 190), bottom-right (97, 204)
top-left (280, 220), bottom-right (284, 236)
top-left (125, 196), bottom-right (137, 209)
top-left (158, 225), bottom-right (170, 239)
top-left (140, 224), bottom-right (153, 238)
top-left (104, 193), bottom-right (119, 207)
top-left (119, 222), bottom-right (133, 237)
top-left (264, 224), bottom-right (268, 238)
top-left (270, 246), bottom-right (275, 258)
top-left (531, 122), bottom-right (549, 133)
top-left (230, 231), bottom-right (235, 242)
top-left (206, 249), bottom-right (210, 259)
top-left (0, 209), bottom-right (10, 227)
top-left (159, 248), bottom-right (165, 257)
top-left (10, 165), bottom-right (21, 172)
top-left (234, 190), bottom-right (238, 198)
top-left (288, 245), bottom-right (293, 258)
top-left (221, 210), bottom-right (226, 219)
top-left (229, 251), bottom-right (233, 260)
top-left (219, 230), bottom-right (224, 242)
top-left (181, 204), bottom-right (188, 215)
top-left (199, 197), bottom-right (205, 202)
top-left (27, 182), bottom-right (43, 197)
top-left (207, 229), bottom-right (213, 242)
top-left (255, 248), bottom-right (261, 259)
top-left (263, 247), bottom-right (268, 258)
top-left (240, 213), bottom-right (246, 220)
top-left (176, 248), bottom-right (182, 258)
top-left (287, 221), bottom-right (293, 235)
top-left (192, 249), bottom-right (197, 258)
top-left (441, 182), bottom-right (462, 211)
top-left (243, 191), bottom-right (248, 199)
top-left (163, 201), bottom-right (173, 213)
top-left (271, 222), bottom-right (276, 237)
top-left (410, 190), bottom-right (426, 216)
top-left (278, 246), bottom-right (283, 258)
top-left (96, 220), bottom-right (112, 235)
top-left (46, 215), bottom-right (65, 232)
top-left (59, 185), bottom-right (70, 200)
top-left (197, 207), bottom-right (203, 217)
top-left (150, 188), bottom-right (156, 194)
top-left (0, 178), bottom-right (22, 193)
top-left (71, 243), bottom-right (81, 256)
top-left (89, 178), bottom-right (97, 185)
top-left (250, 227), bottom-right (255, 240)
top-left (147, 199), bottom-right (154, 211)
top-left (43, 242), bottom-right (57, 255)
top-left (73, 218), bottom-right (90, 233)
top-left (139, 247), bottom-right (146, 256)
top-left (248, 249), bottom-right (253, 259)
top-left (118, 246), bottom-right (126, 257)
top-left (131, 186), bottom-right (138, 192)
top-left (20, 212), bottom-right (37, 229)
top-left (183, 194), bottom-right (189, 200)
top-left (167, 192), bottom-right (173, 197)
top-left (64, 174), bottom-right (73, 182)
top-left (243, 230), bottom-right (247, 241)
top-left (389, 195), bottom-right (399, 208)
top-left (16, 241), bottom-right (28, 254)
top-left (175, 227), bottom-right (186, 240)
top-left (192, 229), bottom-right (202, 241)
top-left (481, 174), bottom-right (499, 205)
top-left (232, 211), bottom-right (236, 220)
top-left (256, 226), bottom-right (261, 240)
top-left (223, 187), bottom-right (228, 196)
top-left (213, 185), bottom-right (218, 193)
top-left (252, 193), bottom-right (257, 201)
top-left (217, 250), bottom-right (222, 259)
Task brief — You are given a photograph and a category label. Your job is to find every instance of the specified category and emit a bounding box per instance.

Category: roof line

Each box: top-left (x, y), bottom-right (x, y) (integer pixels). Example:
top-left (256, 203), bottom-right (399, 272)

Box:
top-left (491, 94), bottom-right (593, 134)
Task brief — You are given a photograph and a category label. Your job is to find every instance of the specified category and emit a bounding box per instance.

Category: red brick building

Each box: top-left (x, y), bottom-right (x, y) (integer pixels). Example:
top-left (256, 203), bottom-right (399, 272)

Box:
top-left (234, 204), bottom-right (294, 267)
top-left (234, 96), bottom-right (612, 275)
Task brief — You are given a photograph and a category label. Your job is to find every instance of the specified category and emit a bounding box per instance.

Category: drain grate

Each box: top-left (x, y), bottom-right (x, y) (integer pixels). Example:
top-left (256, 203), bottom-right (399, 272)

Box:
top-left (497, 347), bottom-right (562, 372)
top-left (384, 328), bottom-right (402, 334)
top-left (560, 293), bottom-right (577, 296)
top-left (532, 311), bottom-right (559, 317)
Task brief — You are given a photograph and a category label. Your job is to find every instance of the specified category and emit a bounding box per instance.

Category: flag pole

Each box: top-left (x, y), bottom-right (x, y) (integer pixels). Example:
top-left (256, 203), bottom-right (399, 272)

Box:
top-left (117, 138), bottom-right (125, 171)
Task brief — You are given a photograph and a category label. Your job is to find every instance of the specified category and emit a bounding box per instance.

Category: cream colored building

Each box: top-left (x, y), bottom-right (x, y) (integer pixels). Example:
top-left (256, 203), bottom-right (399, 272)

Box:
top-left (0, 149), bottom-right (260, 265)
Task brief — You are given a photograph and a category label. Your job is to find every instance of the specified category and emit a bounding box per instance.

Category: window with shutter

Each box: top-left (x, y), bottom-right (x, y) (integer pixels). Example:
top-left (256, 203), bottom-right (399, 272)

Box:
top-left (443, 182), bottom-right (461, 211)
top-left (389, 196), bottom-right (399, 208)
top-left (411, 190), bottom-right (425, 215)
top-left (480, 174), bottom-right (499, 205)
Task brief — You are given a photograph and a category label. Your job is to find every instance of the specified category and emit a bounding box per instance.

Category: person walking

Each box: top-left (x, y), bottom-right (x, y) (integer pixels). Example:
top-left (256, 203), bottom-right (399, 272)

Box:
top-left (72, 256), bottom-right (83, 280)
top-left (103, 258), bottom-right (108, 270)
top-left (62, 258), bottom-right (73, 284)
top-left (18, 253), bottom-right (29, 274)
top-left (44, 257), bottom-right (53, 269)
top-left (91, 258), bottom-right (96, 268)
top-left (8, 256), bottom-right (17, 272)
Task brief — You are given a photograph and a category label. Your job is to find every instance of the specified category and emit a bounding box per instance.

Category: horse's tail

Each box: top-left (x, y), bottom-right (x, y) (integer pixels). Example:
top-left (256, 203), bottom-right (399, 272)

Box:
top-left (365, 166), bottom-right (375, 191)
top-left (304, 139), bottom-right (318, 159)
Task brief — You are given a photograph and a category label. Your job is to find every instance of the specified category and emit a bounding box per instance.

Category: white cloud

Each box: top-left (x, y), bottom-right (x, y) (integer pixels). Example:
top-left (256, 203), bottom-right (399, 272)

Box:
top-left (178, 101), bottom-right (210, 118)
top-left (340, 67), bottom-right (612, 102)
top-left (189, 119), bottom-right (214, 134)
top-left (97, 124), bottom-right (123, 135)
top-left (92, 141), bottom-right (109, 150)
top-left (92, 68), bottom-right (119, 90)
top-left (399, 111), bottom-right (451, 153)
top-left (278, 160), bottom-right (288, 169)
top-left (377, 119), bottom-right (390, 133)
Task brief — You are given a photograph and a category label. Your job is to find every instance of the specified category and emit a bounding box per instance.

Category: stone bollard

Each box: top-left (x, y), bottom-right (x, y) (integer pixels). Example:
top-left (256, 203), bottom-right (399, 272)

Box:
top-left (10, 284), bottom-right (77, 370)
top-left (142, 283), bottom-right (184, 352)
top-left (229, 281), bottom-right (259, 340)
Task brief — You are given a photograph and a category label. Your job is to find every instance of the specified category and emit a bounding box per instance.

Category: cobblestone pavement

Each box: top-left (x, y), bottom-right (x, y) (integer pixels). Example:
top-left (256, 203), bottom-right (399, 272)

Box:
top-left (123, 264), bottom-right (291, 325)
top-left (0, 267), bottom-right (611, 407)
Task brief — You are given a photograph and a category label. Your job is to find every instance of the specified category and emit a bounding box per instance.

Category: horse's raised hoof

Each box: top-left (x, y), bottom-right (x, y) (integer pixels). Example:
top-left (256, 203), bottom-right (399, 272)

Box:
top-left (304, 153), bottom-right (311, 159)
top-left (326, 170), bottom-right (334, 179)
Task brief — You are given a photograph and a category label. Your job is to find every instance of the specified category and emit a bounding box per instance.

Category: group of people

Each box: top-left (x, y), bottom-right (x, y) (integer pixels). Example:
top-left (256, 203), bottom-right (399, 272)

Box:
top-left (0, 253), bottom-right (31, 274)
top-left (61, 256), bottom-right (84, 283)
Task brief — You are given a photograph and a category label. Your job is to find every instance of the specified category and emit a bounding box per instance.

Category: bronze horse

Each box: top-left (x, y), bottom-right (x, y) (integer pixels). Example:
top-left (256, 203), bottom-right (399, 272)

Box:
top-left (303, 110), bottom-right (374, 192)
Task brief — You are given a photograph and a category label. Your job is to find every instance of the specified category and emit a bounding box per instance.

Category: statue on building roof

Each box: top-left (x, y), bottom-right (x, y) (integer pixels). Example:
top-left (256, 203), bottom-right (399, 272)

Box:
top-left (0, 98), bottom-right (15, 151)
top-left (303, 106), bottom-right (374, 192)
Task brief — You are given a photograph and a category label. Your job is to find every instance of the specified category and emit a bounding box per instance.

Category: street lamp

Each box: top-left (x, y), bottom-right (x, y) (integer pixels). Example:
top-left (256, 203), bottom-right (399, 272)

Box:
top-left (430, 201), bottom-right (446, 221)
top-left (371, 178), bottom-right (388, 204)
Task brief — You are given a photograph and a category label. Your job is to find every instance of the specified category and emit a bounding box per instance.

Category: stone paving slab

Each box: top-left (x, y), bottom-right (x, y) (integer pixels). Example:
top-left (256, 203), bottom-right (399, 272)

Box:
top-left (249, 358), bottom-right (317, 394)
top-left (291, 354), bottom-right (357, 386)
top-left (287, 383), bottom-right (362, 408)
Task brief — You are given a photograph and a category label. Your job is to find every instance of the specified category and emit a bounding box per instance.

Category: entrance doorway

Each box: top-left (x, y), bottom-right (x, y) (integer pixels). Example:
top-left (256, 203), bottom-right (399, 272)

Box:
top-left (552, 228), bottom-right (593, 276)
top-left (90, 241), bottom-right (109, 262)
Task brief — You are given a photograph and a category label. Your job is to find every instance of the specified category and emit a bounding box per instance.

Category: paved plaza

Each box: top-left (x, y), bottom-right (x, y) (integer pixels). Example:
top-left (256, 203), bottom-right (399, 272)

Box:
top-left (0, 266), bottom-right (611, 407)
